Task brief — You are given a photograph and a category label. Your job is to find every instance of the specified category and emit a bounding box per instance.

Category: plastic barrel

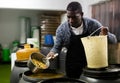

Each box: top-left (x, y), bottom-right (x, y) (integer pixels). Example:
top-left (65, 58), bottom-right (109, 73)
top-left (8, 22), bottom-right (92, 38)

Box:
top-left (19, 70), bottom-right (65, 83)
top-left (40, 77), bottom-right (86, 83)
top-left (80, 68), bottom-right (120, 83)
top-left (10, 60), bottom-right (29, 83)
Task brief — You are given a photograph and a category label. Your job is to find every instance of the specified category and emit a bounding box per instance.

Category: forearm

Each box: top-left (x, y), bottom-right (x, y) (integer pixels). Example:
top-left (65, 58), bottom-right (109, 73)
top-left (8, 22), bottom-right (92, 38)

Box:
top-left (50, 44), bottom-right (62, 54)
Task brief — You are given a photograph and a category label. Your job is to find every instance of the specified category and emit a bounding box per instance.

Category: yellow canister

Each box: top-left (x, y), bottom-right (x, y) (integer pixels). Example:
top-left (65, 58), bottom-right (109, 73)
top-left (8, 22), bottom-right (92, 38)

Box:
top-left (16, 44), bottom-right (40, 61)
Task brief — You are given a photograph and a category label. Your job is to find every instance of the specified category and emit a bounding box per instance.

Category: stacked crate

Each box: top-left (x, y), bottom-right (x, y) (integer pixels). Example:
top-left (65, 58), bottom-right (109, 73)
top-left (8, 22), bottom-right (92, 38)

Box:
top-left (39, 14), bottom-right (61, 46)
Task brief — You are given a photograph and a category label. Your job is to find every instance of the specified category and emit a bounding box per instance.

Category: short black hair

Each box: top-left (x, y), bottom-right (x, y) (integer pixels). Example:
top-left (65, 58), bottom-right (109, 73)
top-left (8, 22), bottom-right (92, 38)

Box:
top-left (66, 1), bottom-right (83, 13)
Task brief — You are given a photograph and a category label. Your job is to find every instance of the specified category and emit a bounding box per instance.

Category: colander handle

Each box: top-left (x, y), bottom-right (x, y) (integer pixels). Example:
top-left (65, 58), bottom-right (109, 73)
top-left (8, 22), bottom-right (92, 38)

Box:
top-left (47, 53), bottom-right (58, 59)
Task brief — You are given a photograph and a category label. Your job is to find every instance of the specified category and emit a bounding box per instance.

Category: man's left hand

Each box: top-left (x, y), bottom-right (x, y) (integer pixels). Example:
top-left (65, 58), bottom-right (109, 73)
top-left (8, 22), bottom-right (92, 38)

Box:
top-left (99, 26), bottom-right (108, 35)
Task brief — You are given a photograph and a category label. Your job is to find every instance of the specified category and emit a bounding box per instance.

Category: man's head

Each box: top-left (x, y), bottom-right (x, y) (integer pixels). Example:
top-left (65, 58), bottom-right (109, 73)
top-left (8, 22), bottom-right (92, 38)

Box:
top-left (66, 1), bottom-right (83, 28)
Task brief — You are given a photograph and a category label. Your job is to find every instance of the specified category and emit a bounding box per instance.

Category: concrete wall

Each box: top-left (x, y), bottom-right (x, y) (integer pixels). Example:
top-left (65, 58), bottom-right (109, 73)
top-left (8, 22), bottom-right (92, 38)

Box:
top-left (0, 0), bottom-right (103, 47)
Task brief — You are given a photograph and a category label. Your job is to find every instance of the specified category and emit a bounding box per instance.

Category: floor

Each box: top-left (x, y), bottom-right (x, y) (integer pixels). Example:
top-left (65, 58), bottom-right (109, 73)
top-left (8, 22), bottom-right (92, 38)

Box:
top-left (0, 62), bottom-right (11, 83)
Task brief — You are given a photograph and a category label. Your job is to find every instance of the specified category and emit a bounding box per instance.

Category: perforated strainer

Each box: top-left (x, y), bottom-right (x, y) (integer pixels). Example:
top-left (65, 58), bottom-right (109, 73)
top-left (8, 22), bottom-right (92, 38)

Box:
top-left (27, 52), bottom-right (58, 73)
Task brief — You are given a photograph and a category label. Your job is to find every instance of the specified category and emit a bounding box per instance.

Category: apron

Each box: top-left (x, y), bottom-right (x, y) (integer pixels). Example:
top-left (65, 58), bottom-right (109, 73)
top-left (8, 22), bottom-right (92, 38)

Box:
top-left (65, 28), bottom-right (89, 79)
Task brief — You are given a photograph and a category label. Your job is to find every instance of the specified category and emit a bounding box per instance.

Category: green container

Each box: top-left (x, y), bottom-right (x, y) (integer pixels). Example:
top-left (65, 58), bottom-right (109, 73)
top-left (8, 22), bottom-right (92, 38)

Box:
top-left (0, 44), bottom-right (2, 61)
top-left (2, 48), bottom-right (11, 62)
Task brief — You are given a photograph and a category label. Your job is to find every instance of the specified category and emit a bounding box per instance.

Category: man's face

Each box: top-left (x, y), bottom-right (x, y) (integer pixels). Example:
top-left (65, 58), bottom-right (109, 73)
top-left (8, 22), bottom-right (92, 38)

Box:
top-left (67, 10), bottom-right (83, 28)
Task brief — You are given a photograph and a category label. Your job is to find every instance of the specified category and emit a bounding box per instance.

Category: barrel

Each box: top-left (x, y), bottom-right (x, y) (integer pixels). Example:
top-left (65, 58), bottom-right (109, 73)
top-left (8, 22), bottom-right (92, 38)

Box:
top-left (10, 60), bottom-right (29, 83)
top-left (80, 67), bottom-right (120, 83)
top-left (40, 77), bottom-right (86, 83)
top-left (19, 70), bottom-right (65, 83)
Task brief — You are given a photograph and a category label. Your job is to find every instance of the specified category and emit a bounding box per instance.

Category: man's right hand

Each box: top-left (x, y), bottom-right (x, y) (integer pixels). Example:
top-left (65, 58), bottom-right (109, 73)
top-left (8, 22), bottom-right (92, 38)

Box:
top-left (47, 52), bottom-right (56, 59)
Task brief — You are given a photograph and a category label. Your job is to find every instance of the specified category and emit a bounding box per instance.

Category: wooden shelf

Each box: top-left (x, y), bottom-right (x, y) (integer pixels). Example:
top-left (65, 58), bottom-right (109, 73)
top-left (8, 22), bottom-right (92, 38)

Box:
top-left (38, 13), bottom-right (63, 46)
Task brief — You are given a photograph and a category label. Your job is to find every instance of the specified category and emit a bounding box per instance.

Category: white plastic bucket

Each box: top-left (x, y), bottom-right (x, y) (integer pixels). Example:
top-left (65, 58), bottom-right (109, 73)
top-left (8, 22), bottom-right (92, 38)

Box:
top-left (81, 36), bottom-right (108, 69)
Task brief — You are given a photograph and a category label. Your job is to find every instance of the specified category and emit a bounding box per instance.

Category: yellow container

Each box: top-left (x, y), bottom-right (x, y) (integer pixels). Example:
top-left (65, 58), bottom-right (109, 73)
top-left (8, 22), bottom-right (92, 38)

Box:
top-left (81, 36), bottom-right (108, 69)
top-left (16, 44), bottom-right (40, 61)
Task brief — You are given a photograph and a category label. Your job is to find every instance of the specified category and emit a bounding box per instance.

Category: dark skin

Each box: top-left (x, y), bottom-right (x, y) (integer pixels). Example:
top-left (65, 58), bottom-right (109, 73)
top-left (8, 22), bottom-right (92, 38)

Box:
top-left (67, 10), bottom-right (83, 28)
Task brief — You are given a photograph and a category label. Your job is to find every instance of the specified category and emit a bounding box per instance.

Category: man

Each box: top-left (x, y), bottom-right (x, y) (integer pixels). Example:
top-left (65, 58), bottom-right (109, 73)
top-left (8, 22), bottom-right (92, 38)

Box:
top-left (47, 1), bottom-right (117, 79)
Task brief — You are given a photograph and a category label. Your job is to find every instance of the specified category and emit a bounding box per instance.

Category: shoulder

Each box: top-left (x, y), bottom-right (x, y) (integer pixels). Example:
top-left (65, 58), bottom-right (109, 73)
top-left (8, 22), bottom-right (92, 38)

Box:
top-left (83, 17), bottom-right (100, 23)
top-left (57, 21), bottom-right (69, 31)
top-left (83, 17), bottom-right (102, 35)
top-left (59, 21), bottom-right (69, 28)
top-left (83, 17), bottom-right (102, 26)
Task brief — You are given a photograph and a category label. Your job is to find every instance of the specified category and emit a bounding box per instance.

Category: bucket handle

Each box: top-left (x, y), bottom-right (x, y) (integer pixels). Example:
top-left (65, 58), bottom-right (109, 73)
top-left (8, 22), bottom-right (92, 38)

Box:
top-left (89, 27), bottom-right (101, 36)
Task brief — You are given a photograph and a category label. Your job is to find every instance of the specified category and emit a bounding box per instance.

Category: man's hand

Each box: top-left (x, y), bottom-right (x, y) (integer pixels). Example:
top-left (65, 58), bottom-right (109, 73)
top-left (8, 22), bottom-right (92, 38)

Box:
top-left (99, 26), bottom-right (108, 35)
top-left (47, 52), bottom-right (56, 59)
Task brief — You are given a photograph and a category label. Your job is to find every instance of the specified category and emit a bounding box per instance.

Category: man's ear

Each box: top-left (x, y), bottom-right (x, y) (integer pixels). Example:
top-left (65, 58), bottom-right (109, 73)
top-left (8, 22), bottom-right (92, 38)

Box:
top-left (81, 12), bottom-right (84, 16)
